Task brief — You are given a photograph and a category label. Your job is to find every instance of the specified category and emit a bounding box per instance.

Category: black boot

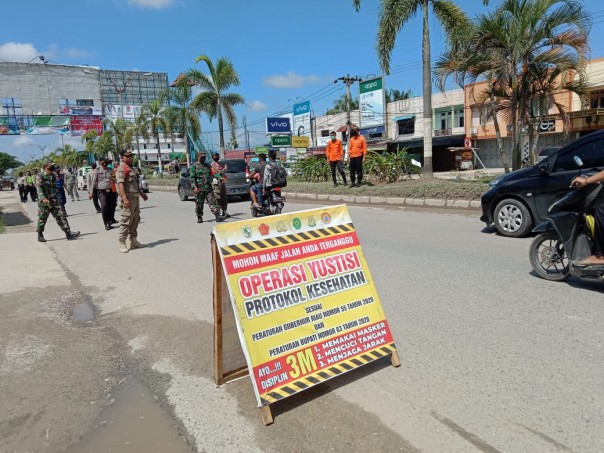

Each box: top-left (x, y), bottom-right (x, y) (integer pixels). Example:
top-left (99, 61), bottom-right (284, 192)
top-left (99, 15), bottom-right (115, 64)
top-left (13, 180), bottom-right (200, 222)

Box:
top-left (222, 210), bottom-right (230, 218)
top-left (197, 216), bottom-right (203, 223)
top-left (105, 223), bottom-right (112, 230)
top-left (66, 230), bottom-right (80, 240)
top-left (349, 181), bottom-right (356, 188)
top-left (38, 232), bottom-right (46, 243)
top-left (215, 214), bottom-right (225, 222)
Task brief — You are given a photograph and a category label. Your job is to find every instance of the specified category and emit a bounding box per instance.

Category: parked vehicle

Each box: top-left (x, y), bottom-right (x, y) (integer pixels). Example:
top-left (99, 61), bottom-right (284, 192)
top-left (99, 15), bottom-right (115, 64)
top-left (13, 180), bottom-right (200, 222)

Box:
top-left (178, 158), bottom-right (250, 201)
top-left (529, 157), bottom-right (603, 282)
top-left (250, 186), bottom-right (285, 217)
top-left (480, 130), bottom-right (604, 237)
top-left (76, 166), bottom-right (92, 190)
top-left (139, 173), bottom-right (149, 193)
top-left (537, 147), bottom-right (560, 162)
top-left (1, 176), bottom-right (15, 190)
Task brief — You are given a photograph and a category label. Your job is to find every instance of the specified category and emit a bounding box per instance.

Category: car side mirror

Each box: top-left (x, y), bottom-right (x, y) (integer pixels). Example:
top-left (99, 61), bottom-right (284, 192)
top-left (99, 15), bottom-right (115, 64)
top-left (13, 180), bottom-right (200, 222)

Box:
top-left (538, 162), bottom-right (550, 175)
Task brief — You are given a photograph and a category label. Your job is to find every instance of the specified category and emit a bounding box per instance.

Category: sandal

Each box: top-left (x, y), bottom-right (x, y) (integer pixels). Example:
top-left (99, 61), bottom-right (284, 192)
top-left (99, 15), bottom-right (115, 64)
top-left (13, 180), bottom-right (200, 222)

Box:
top-left (575, 257), bottom-right (604, 267)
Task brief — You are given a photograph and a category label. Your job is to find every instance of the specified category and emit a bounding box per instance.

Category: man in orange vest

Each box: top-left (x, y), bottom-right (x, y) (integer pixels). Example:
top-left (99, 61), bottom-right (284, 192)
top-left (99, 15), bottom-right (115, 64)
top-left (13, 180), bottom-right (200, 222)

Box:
top-left (326, 130), bottom-right (347, 187)
top-left (348, 124), bottom-right (366, 187)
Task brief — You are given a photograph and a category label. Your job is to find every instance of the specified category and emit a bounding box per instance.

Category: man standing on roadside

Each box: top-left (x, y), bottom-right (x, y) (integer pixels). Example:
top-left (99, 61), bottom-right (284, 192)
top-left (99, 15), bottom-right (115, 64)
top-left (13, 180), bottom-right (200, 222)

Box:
top-left (25, 170), bottom-right (37, 201)
top-left (64, 167), bottom-right (79, 201)
top-left (326, 130), bottom-right (347, 187)
top-left (36, 161), bottom-right (80, 243)
top-left (191, 151), bottom-right (224, 223)
top-left (115, 149), bottom-right (148, 253)
top-left (89, 157), bottom-right (116, 230)
top-left (88, 163), bottom-right (101, 214)
top-left (210, 151), bottom-right (229, 218)
top-left (348, 125), bottom-right (367, 188)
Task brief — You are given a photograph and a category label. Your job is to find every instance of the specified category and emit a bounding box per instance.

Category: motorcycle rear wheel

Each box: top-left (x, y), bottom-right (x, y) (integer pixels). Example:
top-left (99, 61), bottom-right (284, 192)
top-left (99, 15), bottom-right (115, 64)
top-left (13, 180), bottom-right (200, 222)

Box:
top-left (529, 232), bottom-right (570, 281)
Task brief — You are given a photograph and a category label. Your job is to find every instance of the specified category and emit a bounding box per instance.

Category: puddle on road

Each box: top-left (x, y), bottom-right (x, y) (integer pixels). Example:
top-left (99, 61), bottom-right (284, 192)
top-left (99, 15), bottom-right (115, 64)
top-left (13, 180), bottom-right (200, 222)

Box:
top-left (66, 377), bottom-right (192, 453)
top-left (73, 303), bottom-right (96, 322)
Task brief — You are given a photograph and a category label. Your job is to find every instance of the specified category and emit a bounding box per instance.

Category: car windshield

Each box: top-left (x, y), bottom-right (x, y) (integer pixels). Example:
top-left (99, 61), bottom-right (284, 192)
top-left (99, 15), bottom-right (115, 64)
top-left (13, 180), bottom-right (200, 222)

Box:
top-left (221, 160), bottom-right (246, 173)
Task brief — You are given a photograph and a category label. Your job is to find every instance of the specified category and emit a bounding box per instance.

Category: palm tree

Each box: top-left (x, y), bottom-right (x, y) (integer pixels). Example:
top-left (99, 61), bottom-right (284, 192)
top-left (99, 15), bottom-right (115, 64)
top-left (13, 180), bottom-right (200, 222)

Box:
top-left (385, 89), bottom-right (412, 103)
top-left (434, 0), bottom-right (590, 170)
top-left (353, 0), bottom-right (474, 178)
top-left (160, 84), bottom-right (201, 168)
top-left (131, 116), bottom-right (150, 170)
top-left (139, 99), bottom-right (167, 174)
top-left (184, 55), bottom-right (245, 156)
top-left (94, 131), bottom-right (116, 160)
top-left (103, 117), bottom-right (128, 158)
top-left (326, 94), bottom-right (359, 115)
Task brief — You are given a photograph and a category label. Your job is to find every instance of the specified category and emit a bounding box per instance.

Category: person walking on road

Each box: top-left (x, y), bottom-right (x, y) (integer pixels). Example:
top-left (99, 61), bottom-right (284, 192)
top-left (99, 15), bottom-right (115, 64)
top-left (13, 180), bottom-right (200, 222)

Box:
top-left (16, 172), bottom-right (27, 202)
top-left (64, 167), bottom-right (80, 201)
top-left (191, 151), bottom-right (224, 223)
top-left (348, 125), bottom-right (367, 188)
top-left (210, 152), bottom-right (229, 218)
top-left (25, 170), bottom-right (37, 202)
top-left (89, 157), bottom-right (117, 230)
top-left (36, 161), bottom-right (80, 243)
top-left (326, 130), bottom-right (347, 187)
top-left (54, 166), bottom-right (68, 217)
top-left (115, 150), bottom-right (148, 253)
top-left (88, 163), bottom-right (102, 214)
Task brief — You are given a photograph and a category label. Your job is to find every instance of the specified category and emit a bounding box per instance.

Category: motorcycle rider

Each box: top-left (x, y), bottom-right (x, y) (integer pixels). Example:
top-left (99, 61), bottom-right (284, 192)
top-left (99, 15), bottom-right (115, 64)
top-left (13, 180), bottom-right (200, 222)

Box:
top-left (571, 169), bottom-right (604, 266)
top-left (249, 153), bottom-right (267, 208)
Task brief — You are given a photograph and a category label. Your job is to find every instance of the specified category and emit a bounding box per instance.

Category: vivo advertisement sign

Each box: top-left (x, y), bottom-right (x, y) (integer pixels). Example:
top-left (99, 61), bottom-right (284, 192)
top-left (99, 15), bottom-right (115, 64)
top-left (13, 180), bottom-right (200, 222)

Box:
top-left (293, 101), bottom-right (311, 140)
top-left (266, 117), bottom-right (291, 133)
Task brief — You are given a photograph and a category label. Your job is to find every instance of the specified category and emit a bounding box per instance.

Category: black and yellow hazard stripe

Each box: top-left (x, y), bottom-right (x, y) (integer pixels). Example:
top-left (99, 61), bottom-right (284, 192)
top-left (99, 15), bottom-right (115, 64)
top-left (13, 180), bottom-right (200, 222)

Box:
top-left (221, 223), bottom-right (356, 257)
top-left (259, 343), bottom-right (397, 406)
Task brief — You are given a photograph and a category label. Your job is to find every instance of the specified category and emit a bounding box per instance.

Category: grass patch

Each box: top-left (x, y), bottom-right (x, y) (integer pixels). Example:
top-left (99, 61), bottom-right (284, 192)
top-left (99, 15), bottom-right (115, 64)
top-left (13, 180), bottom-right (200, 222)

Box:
top-left (147, 175), bottom-right (489, 200)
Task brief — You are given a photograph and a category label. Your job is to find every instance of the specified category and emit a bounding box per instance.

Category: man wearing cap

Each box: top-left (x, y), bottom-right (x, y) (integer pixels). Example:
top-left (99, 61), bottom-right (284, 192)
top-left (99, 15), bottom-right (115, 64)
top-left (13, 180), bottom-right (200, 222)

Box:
top-left (210, 152), bottom-right (229, 218)
top-left (326, 131), bottom-right (347, 187)
top-left (115, 149), bottom-right (148, 253)
top-left (191, 151), bottom-right (224, 223)
top-left (89, 157), bottom-right (116, 230)
top-left (36, 161), bottom-right (80, 243)
top-left (348, 125), bottom-right (367, 187)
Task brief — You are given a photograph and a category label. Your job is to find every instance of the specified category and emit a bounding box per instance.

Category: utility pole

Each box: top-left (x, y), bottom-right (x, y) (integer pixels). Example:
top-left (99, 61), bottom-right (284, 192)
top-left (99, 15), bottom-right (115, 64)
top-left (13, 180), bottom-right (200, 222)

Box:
top-left (37, 144), bottom-right (48, 159)
top-left (334, 75), bottom-right (361, 146)
top-left (243, 116), bottom-right (250, 153)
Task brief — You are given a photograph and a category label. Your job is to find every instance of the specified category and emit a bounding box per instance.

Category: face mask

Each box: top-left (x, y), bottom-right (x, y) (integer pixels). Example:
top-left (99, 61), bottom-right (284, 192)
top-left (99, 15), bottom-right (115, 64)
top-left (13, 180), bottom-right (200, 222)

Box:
top-left (330, 136), bottom-right (336, 141)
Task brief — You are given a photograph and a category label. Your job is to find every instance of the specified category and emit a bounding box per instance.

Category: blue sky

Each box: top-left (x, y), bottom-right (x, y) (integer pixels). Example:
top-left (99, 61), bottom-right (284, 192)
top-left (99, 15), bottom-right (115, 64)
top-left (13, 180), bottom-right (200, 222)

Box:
top-left (1, 0), bottom-right (604, 163)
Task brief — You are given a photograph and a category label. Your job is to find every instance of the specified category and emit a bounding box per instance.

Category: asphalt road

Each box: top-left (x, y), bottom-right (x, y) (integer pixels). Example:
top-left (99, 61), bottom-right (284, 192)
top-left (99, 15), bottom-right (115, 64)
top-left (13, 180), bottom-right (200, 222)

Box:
top-left (3, 189), bottom-right (603, 452)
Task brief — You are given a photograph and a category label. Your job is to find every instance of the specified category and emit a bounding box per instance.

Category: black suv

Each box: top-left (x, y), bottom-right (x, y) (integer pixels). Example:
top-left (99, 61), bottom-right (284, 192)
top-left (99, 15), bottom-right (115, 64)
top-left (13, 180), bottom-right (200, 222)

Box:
top-left (178, 158), bottom-right (250, 201)
top-left (481, 130), bottom-right (604, 237)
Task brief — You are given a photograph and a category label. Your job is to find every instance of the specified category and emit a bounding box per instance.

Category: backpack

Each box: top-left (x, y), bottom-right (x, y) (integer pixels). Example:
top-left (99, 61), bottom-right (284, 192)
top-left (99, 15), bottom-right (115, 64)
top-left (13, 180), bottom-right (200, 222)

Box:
top-left (269, 162), bottom-right (287, 188)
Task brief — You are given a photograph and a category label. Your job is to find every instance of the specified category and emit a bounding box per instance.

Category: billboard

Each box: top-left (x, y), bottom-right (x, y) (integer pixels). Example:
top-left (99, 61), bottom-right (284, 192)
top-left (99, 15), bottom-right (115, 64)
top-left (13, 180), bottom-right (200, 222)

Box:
top-left (60, 106), bottom-right (102, 116)
top-left (291, 136), bottom-right (309, 148)
top-left (359, 77), bottom-right (384, 129)
top-left (271, 135), bottom-right (292, 147)
top-left (70, 116), bottom-right (103, 136)
top-left (266, 117), bottom-right (291, 134)
top-left (293, 101), bottom-right (311, 139)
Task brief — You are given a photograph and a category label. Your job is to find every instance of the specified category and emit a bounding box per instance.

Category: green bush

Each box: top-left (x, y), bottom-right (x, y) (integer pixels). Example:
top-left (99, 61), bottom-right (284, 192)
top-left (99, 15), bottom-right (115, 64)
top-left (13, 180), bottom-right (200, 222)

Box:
top-left (291, 157), bottom-right (330, 182)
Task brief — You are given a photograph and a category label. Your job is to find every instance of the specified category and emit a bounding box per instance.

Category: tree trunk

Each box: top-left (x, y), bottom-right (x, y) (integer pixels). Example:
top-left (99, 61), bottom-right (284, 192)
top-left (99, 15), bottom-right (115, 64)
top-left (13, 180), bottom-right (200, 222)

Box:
top-left (489, 99), bottom-right (509, 173)
top-left (184, 124), bottom-right (191, 169)
top-left (421, 0), bottom-right (433, 178)
top-left (135, 133), bottom-right (142, 170)
top-left (156, 131), bottom-right (163, 176)
top-left (217, 99), bottom-right (225, 158)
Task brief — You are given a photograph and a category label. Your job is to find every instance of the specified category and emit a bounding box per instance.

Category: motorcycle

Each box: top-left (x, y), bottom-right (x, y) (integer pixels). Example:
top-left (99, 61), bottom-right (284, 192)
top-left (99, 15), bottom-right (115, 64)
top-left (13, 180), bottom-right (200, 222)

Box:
top-left (250, 185), bottom-right (285, 217)
top-left (529, 157), bottom-right (604, 282)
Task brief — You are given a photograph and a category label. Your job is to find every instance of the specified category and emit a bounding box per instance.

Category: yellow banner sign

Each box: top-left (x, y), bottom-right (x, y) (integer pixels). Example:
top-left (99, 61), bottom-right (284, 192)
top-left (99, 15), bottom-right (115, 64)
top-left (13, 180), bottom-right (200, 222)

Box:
top-left (213, 205), bottom-right (395, 407)
top-left (291, 136), bottom-right (309, 148)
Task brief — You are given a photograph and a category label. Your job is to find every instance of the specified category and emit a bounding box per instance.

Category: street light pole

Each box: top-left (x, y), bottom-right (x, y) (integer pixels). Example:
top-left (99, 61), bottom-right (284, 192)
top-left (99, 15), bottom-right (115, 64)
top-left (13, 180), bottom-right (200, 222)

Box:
top-left (334, 75), bottom-right (361, 146)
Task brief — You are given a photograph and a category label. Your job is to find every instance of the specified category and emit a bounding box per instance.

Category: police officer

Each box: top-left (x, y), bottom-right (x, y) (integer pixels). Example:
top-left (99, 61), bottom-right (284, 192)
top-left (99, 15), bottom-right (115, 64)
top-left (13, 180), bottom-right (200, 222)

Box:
top-left (191, 151), bottom-right (224, 223)
top-left (210, 151), bottom-right (229, 218)
top-left (36, 161), bottom-right (80, 243)
top-left (115, 149), bottom-right (148, 253)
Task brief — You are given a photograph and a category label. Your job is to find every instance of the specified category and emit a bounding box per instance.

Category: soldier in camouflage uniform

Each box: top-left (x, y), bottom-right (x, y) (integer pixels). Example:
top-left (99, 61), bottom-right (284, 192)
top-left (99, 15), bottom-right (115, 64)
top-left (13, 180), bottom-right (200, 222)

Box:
top-left (191, 151), bottom-right (224, 223)
top-left (36, 161), bottom-right (80, 243)
top-left (116, 149), bottom-right (148, 253)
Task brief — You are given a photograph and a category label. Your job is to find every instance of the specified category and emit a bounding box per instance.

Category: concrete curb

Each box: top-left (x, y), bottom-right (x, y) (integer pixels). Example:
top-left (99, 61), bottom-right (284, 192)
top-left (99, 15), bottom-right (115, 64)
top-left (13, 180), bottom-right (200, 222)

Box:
top-left (148, 185), bottom-right (481, 210)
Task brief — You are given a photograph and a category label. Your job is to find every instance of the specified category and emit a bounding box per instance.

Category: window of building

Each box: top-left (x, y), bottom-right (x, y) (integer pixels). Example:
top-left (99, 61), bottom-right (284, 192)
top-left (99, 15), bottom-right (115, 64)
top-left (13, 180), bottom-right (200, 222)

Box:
top-left (1, 97), bottom-right (22, 116)
top-left (397, 118), bottom-right (415, 135)
top-left (590, 90), bottom-right (604, 109)
top-left (321, 130), bottom-right (330, 137)
top-left (439, 111), bottom-right (452, 130)
top-left (455, 109), bottom-right (464, 128)
top-left (77, 99), bottom-right (94, 106)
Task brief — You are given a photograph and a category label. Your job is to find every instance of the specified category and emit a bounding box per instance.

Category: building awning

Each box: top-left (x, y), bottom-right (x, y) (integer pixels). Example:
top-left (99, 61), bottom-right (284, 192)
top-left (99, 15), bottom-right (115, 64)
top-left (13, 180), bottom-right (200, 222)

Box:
top-left (336, 125), bottom-right (348, 132)
top-left (392, 134), bottom-right (465, 149)
top-left (392, 114), bottom-right (415, 122)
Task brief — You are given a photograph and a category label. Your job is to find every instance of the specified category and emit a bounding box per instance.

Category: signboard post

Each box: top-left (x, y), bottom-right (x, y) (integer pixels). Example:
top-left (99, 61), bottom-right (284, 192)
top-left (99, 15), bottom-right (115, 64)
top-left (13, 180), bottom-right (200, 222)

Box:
top-left (212, 205), bottom-right (399, 425)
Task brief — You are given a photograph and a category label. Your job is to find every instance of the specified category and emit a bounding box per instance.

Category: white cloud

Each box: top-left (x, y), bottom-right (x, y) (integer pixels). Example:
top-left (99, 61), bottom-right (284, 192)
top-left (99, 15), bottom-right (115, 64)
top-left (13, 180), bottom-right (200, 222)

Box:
top-left (128, 0), bottom-right (174, 8)
top-left (0, 42), bottom-right (39, 63)
top-left (263, 71), bottom-right (321, 89)
top-left (248, 100), bottom-right (266, 111)
top-left (13, 136), bottom-right (33, 147)
top-left (65, 47), bottom-right (92, 59)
